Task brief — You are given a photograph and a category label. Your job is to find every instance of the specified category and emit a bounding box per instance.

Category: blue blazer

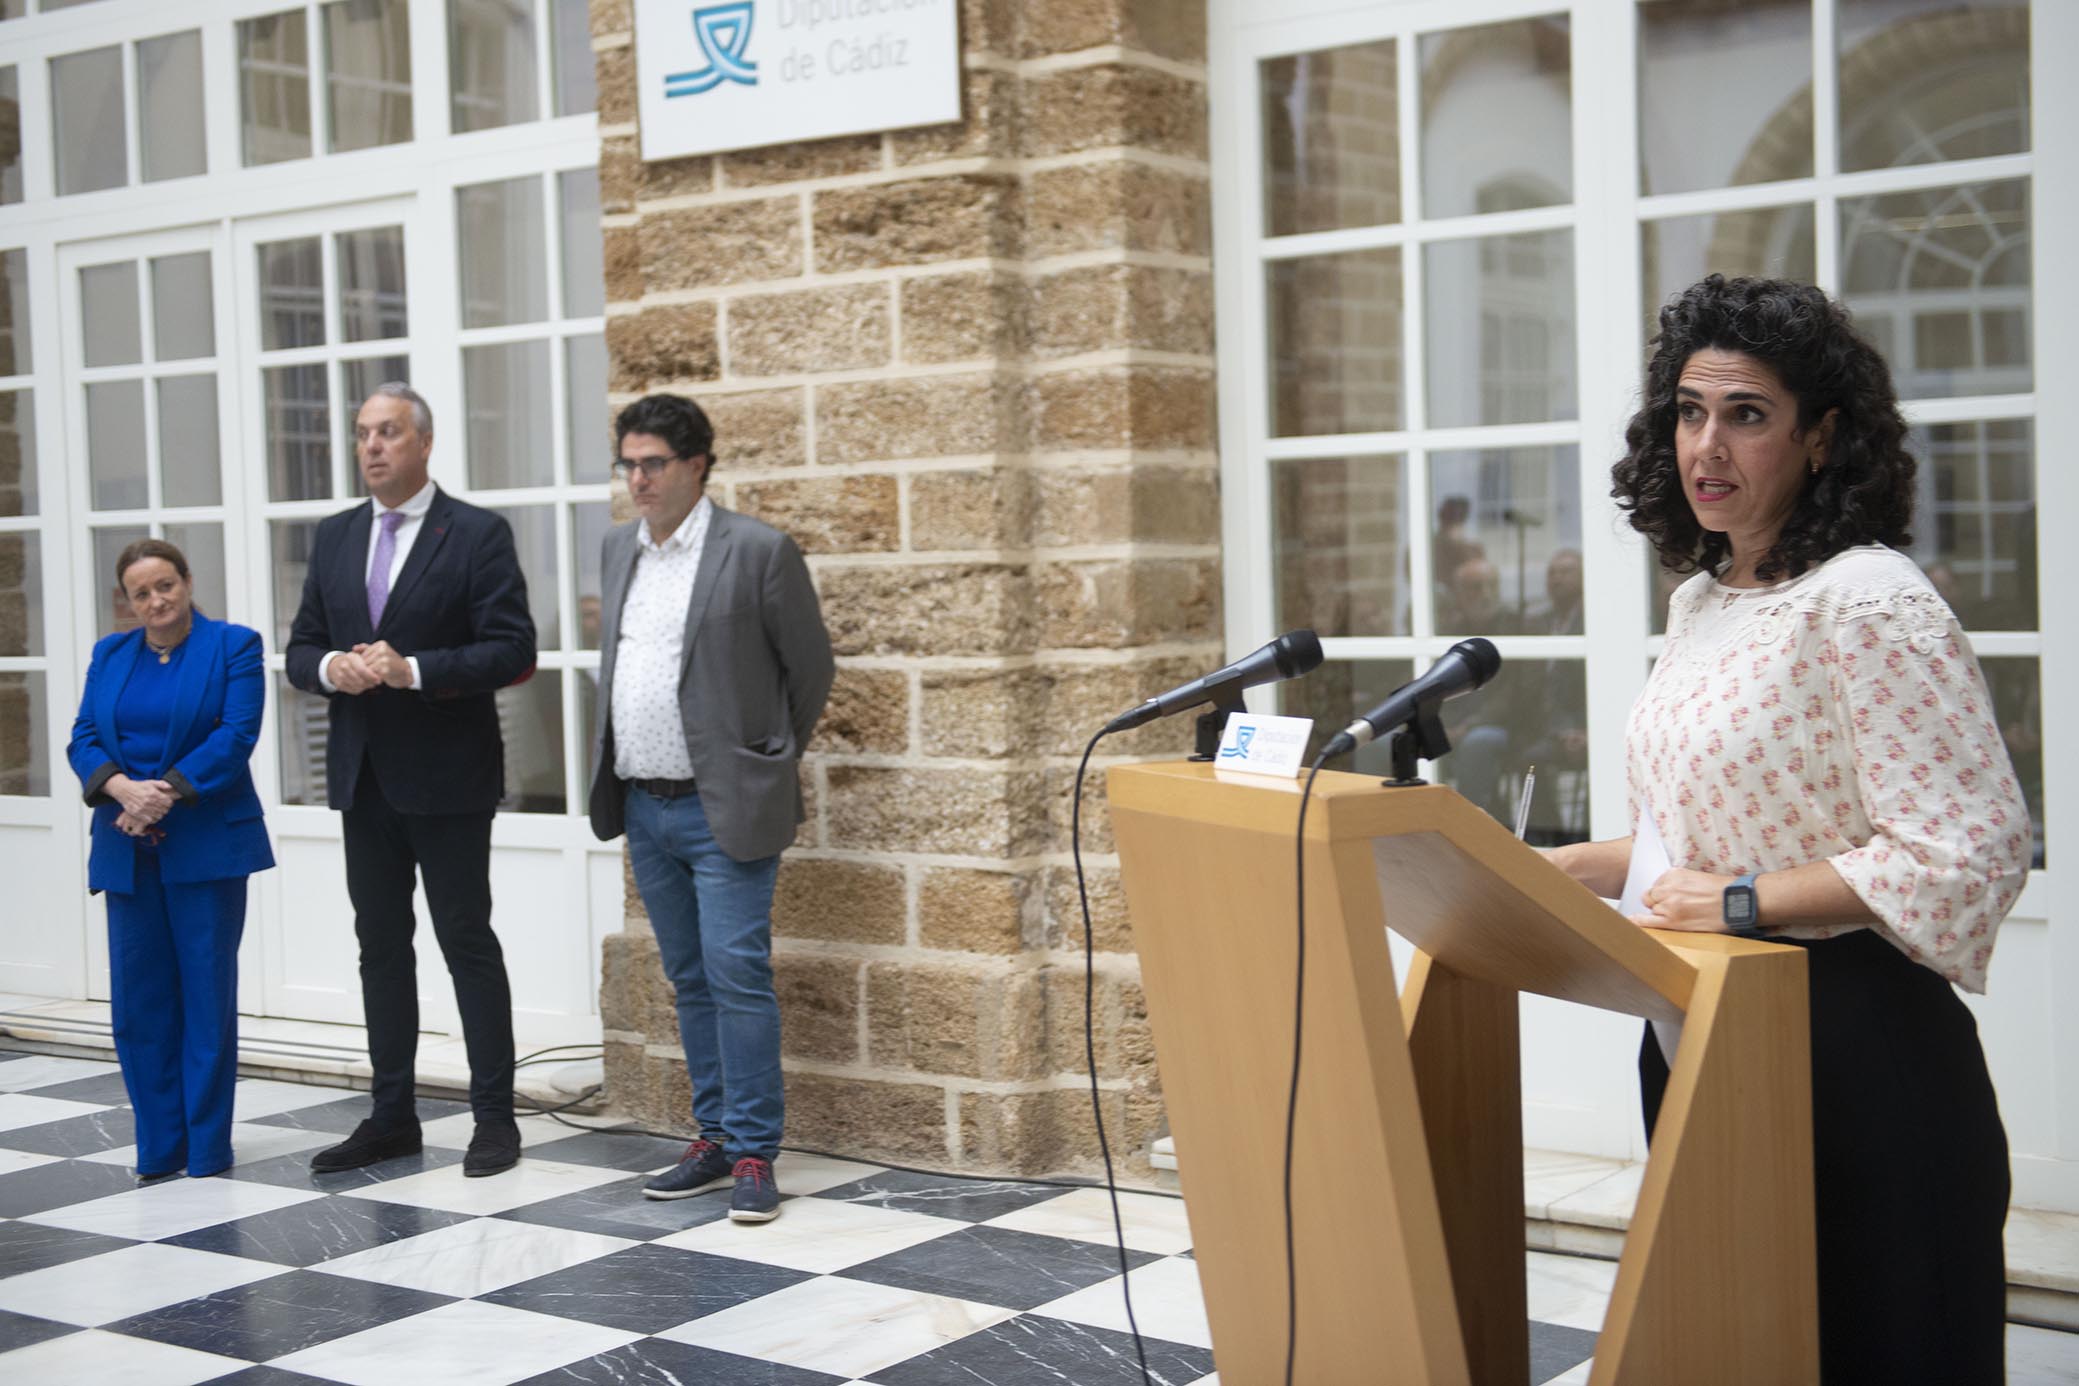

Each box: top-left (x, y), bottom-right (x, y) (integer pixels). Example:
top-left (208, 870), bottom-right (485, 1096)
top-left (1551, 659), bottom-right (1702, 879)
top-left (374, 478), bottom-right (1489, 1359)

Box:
top-left (67, 613), bottom-right (276, 895)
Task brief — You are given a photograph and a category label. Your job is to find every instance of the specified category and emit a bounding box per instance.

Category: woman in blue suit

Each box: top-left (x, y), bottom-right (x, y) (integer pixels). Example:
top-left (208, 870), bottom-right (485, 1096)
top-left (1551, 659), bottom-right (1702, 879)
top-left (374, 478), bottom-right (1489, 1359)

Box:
top-left (67, 539), bottom-right (274, 1180)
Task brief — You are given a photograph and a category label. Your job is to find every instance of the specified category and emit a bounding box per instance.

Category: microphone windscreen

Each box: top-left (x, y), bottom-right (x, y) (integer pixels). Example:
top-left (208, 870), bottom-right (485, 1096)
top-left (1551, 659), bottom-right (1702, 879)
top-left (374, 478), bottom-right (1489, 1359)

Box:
top-left (1454, 636), bottom-right (1502, 685)
top-left (1273, 629), bottom-right (1324, 679)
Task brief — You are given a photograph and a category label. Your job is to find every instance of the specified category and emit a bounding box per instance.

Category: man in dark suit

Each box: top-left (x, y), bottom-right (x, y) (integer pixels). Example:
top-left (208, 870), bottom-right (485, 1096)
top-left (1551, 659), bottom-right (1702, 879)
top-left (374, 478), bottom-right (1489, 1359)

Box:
top-left (286, 383), bottom-right (536, 1177)
top-left (588, 394), bottom-right (833, 1222)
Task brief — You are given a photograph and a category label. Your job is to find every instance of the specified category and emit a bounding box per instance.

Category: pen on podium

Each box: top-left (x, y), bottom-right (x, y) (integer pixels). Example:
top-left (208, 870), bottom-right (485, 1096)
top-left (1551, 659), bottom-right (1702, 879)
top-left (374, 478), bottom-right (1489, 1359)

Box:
top-left (1513, 765), bottom-right (1537, 840)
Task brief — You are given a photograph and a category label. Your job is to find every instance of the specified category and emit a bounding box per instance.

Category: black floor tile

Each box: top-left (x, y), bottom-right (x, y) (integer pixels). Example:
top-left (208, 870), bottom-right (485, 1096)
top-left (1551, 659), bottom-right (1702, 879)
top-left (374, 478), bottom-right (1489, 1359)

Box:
top-left (1530, 1319), bottom-right (1599, 1383)
top-left (0, 1219), bottom-right (138, 1277)
top-left (495, 1173), bottom-right (736, 1241)
top-left (811, 1169), bottom-right (1080, 1224)
top-left (104, 1268), bottom-right (452, 1360)
top-left (247, 1095), bottom-right (468, 1135)
top-left (0, 1156), bottom-right (144, 1217)
top-left (872, 1313), bottom-right (1214, 1386)
top-left (12, 1071), bottom-right (137, 1107)
top-left (480, 1243), bottom-right (814, 1334)
top-left (199, 1368), bottom-right (357, 1386)
top-left (162, 1192), bottom-right (478, 1267)
top-left (522, 1130), bottom-right (692, 1173)
top-left (513, 1337), bottom-right (851, 1386)
top-left (0, 1106), bottom-right (136, 1158)
top-left (837, 1224), bottom-right (1157, 1311)
top-left (221, 1144), bottom-right (466, 1193)
top-left (0, 1307), bottom-right (80, 1352)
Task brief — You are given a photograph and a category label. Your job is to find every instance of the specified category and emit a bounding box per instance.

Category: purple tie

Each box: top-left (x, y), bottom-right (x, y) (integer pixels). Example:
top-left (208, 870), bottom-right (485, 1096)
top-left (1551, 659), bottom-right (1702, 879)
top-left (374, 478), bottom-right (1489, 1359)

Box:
top-left (367, 509), bottom-right (406, 628)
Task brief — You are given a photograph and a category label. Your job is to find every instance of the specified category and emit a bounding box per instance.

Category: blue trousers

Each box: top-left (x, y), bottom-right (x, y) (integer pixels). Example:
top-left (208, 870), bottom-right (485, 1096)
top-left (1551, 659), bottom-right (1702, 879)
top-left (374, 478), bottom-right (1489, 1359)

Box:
top-left (105, 851), bottom-right (248, 1177)
top-left (624, 788), bottom-right (783, 1162)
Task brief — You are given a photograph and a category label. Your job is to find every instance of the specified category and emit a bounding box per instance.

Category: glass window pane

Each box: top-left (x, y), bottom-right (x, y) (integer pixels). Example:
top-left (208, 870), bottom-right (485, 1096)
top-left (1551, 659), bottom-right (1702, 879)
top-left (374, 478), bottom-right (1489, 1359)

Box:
top-left (337, 226), bottom-right (408, 342)
top-left (1429, 446), bottom-right (1580, 634)
top-left (551, 0), bottom-right (596, 116)
top-left (270, 518), bottom-right (319, 651)
top-left (576, 668), bottom-right (599, 795)
top-left (0, 4), bottom-right (17, 22)
top-left (1260, 39), bottom-right (1399, 238)
top-left (240, 10), bottom-right (313, 166)
top-left (1281, 658), bottom-right (1415, 768)
top-left (1639, 0), bottom-right (1811, 197)
top-left (87, 379), bottom-right (147, 510)
top-left (150, 252), bottom-right (216, 361)
top-left (490, 504), bottom-right (558, 648)
top-left (565, 333), bottom-right (606, 481)
top-left (138, 30), bottom-right (207, 183)
top-left (1273, 455), bottom-right (1409, 638)
top-left (0, 248), bottom-right (29, 374)
top-left (51, 46), bottom-right (126, 195)
top-left (1840, 179), bottom-right (2030, 399)
top-left (450, 0), bottom-right (541, 133)
top-left (1269, 248), bottom-right (1403, 437)
top-left (341, 353), bottom-right (410, 482)
top-left (1908, 419), bottom-right (2034, 631)
top-left (0, 672), bottom-right (48, 797)
top-left (157, 375), bottom-right (222, 508)
top-left (1648, 550), bottom-right (1686, 637)
top-left (457, 176), bottom-right (549, 328)
top-left (264, 363), bottom-right (331, 501)
top-left (91, 524), bottom-right (149, 635)
top-left (1425, 231), bottom-right (1576, 428)
top-left (162, 520), bottom-right (225, 622)
top-left (81, 261), bottom-right (142, 368)
top-left (464, 340), bottom-right (553, 488)
top-left (1430, 659), bottom-right (1589, 845)
top-left (559, 169), bottom-right (603, 319)
top-left (0, 68), bottom-right (22, 204)
top-left (0, 391), bottom-right (33, 516)
top-left (1840, 0), bottom-right (2027, 172)
top-left (497, 676), bottom-right (564, 813)
top-left (1419, 16), bottom-right (1570, 220)
top-left (0, 529), bottom-right (42, 655)
top-left (325, 0), bottom-right (413, 153)
top-left (1642, 204), bottom-right (1815, 346)
top-left (1980, 655), bottom-right (2042, 868)
top-left (572, 500), bottom-right (609, 650)
top-left (277, 672), bottom-right (330, 804)
top-left (258, 237), bottom-right (324, 350)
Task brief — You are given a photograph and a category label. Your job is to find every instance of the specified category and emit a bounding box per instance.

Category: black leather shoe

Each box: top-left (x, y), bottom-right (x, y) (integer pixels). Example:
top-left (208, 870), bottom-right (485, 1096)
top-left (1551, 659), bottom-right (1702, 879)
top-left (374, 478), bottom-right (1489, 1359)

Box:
top-left (463, 1119), bottom-right (522, 1178)
top-left (310, 1119), bottom-right (422, 1173)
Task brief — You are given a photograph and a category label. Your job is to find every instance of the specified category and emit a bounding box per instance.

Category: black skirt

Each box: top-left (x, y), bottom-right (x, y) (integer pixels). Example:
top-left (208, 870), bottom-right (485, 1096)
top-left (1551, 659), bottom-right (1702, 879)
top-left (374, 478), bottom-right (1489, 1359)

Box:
top-left (1640, 928), bottom-right (2010, 1386)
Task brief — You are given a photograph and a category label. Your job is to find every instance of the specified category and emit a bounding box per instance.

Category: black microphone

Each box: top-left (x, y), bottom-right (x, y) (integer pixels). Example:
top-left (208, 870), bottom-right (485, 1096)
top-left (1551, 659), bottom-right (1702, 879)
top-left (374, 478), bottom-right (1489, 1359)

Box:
top-left (1321, 638), bottom-right (1501, 759)
top-left (1103, 630), bottom-right (1324, 734)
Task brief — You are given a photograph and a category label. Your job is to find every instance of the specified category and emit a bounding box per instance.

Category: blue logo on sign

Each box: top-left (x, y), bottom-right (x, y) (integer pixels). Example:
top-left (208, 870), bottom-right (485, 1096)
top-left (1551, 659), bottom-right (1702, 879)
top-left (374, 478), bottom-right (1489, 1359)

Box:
top-left (1218, 726), bottom-right (1256, 759)
top-left (665, 2), bottom-right (758, 97)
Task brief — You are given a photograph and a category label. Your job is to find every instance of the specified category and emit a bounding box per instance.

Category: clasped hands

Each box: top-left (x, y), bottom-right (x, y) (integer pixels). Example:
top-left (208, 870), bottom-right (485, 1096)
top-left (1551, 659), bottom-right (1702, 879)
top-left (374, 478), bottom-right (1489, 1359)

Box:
top-left (107, 773), bottom-right (178, 837)
top-left (330, 640), bottom-right (412, 694)
top-left (1629, 867), bottom-right (1734, 933)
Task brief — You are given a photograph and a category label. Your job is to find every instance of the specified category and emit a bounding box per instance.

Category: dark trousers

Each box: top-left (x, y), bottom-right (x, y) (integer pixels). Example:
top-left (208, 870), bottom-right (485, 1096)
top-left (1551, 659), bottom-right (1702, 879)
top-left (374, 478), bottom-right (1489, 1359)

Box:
top-left (342, 756), bottom-right (513, 1125)
top-left (1641, 929), bottom-right (2009, 1385)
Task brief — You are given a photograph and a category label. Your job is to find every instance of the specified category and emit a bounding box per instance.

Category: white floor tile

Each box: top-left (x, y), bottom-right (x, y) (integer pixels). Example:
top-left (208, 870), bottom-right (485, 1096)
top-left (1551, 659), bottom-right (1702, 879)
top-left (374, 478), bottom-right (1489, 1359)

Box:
top-left (655, 1195), bottom-right (966, 1274)
top-left (1031, 1254), bottom-right (1214, 1349)
top-left (0, 1055), bottom-right (121, 1093)
top-left (1522, 1148), bottom-right (1630, 1220)
top-left (79, 1120), bottom-right (337, 1170)
top-left (982, 1186), bottom-right (1195, 1256)
top-left (0, 1147), bottom-right (59, 1176)
top-left (314, 1216), bottom-right (634, 1298)
top-left (419, 1110), bottom-right (576, 1152)
top-left (0, 1092), bottom-right (109, 1132)
top-left (335, 1157), bottom-right (624, 1215)
top-left (2008, 1322), bottom-right (2079, 1386)
top-left (660, 1274), bottom-right (1013, 1378)
top-left (769, 1152), bottom-right (889, 1196)
top-left (1545, 1163), bottom-right (1645, 1231)
top-left (22, 1173), bottom-right (322, 1240)
top-left (0, 1328), bottom-right (250, 1385)
top-left (229, 1077), bottom-right (361, 1121)
top-left (2009, 1208), bottom-right (2079, 1293)
top-left (1524, 1250), bottom-right (1618, 1334)
top-left (272, 1297), bottom-right (639, 1386)
top-left (0, 1241), bottom-right (284, 1325)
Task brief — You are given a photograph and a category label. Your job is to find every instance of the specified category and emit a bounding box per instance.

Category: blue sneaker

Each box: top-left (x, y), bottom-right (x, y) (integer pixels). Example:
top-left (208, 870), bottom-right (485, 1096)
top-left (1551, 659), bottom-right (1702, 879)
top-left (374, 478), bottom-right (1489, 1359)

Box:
top-left (729, 1156), bottom-right (780, 1222)
top-left (642, 1138), bottom-right (732, 1200)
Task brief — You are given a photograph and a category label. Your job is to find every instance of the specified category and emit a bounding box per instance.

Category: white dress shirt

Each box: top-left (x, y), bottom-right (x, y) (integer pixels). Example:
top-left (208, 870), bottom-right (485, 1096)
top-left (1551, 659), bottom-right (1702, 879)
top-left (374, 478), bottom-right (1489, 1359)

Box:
top-left (319, 479), bottom-right (434, 692)
top-left (612, 496), bottom-right (714, 782)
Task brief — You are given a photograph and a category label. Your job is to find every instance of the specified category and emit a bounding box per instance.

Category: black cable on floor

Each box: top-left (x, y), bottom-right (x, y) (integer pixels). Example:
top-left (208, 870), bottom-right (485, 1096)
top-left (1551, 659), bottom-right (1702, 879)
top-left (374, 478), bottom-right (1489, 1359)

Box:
top-left (1285, 751), bottom-right (1330, 1386)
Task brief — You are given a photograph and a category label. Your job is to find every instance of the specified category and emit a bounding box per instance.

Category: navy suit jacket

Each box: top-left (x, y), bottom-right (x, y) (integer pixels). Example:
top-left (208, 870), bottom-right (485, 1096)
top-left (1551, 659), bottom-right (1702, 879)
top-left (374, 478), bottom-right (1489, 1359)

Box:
top-left (67, 613), bottom-right (275, 895)
top-left (282, 486), bottom-right (536, 815)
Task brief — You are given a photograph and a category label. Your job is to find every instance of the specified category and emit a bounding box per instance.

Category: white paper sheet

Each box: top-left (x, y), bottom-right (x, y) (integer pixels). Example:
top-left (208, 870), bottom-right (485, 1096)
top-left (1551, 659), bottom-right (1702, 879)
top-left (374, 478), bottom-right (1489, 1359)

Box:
top-left (1619, 812), bottom-right (1684, 1066)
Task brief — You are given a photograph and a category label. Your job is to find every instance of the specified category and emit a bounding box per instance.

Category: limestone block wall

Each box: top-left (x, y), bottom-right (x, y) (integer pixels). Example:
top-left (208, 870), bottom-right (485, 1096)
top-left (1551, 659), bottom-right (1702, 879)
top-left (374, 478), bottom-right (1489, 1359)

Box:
top-left (587, 0), bottom-right (1219, 1178)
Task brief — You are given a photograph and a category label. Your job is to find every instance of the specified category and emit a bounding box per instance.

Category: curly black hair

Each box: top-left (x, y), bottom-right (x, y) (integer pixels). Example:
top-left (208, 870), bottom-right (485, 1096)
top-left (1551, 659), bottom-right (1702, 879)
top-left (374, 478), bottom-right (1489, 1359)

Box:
top-left (615, 393), bottom-right (715, 468)
top-left (1612, 275), bottom-right (1914, 584)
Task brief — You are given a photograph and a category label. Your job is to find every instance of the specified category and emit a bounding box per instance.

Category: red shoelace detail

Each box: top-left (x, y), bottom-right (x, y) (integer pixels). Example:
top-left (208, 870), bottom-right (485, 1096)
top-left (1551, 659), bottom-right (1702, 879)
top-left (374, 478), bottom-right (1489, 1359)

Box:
top-left (682, 1138), bottom-right (721, 1162)
top-left (732, 1157), bottom-right (772, 1187)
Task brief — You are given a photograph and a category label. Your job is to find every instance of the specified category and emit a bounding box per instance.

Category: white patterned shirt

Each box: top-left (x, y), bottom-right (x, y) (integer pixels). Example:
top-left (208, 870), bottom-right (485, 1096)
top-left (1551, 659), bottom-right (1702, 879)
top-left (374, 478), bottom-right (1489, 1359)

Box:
top-left (1626, 546), bottom-right (2029, 992)
top-left (612, 497), bottom-right (713, 782)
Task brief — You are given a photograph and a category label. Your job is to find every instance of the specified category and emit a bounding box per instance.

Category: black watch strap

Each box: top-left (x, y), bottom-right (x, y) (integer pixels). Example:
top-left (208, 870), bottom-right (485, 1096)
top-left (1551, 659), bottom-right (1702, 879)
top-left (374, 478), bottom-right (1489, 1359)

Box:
top-left (1723, 872), bottom-right (1764, 938)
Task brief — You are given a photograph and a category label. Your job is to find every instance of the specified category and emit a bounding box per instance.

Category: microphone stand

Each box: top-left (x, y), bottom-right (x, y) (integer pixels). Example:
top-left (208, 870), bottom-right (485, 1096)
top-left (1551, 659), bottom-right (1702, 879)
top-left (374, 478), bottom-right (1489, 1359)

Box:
top-left (1381, 701), bottom-right (1450, 787)
top-left (1191, 689), bottom-right (1249, 762)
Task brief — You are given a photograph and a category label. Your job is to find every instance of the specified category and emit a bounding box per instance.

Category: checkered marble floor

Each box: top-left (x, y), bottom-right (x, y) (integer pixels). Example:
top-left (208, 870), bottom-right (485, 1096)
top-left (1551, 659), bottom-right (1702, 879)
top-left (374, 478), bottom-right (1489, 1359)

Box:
top-left (4, 1048), bottom-right (2075, 1386)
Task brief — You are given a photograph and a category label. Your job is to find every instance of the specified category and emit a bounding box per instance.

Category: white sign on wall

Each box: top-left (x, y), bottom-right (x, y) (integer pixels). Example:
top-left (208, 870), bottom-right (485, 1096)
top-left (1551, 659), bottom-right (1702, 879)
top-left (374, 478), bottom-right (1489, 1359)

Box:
top-left (633, 0), bottom-right (963, 161)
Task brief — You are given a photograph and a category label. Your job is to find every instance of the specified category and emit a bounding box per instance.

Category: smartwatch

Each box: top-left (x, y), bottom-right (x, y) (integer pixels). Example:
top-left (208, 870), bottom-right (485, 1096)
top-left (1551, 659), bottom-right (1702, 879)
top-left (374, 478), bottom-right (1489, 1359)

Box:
top-left (1722, 872), bottom-right (1765, 938)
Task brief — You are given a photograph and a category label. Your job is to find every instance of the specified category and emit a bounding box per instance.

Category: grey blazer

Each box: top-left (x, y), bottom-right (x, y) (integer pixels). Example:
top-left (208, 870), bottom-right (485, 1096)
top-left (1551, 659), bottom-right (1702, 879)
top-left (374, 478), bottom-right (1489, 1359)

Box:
top-left (587, 504), bottom-right (834, 862)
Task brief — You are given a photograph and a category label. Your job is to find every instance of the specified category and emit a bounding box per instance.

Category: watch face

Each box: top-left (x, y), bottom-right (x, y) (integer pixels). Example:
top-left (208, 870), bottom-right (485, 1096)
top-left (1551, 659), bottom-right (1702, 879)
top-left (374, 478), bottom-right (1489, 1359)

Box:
top-left (1725, 887), bottom-right (1756, 925)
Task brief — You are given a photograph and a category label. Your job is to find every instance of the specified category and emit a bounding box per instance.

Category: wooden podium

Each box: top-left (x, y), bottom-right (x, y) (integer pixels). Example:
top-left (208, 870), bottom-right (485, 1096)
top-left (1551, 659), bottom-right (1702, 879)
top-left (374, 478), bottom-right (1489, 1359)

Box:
top-left (1108, 761), bottom-right (1817, 1385)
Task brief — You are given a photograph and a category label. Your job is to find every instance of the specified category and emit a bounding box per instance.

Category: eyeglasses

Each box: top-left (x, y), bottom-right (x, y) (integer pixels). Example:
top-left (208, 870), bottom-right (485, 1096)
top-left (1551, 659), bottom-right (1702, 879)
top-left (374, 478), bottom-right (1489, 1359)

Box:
top-left (610, 454), bottom-right (686, 481)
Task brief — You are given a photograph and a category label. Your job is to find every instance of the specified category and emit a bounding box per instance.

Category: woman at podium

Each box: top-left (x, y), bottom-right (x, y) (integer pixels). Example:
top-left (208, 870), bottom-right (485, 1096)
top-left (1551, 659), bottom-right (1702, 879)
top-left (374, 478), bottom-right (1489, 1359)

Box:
top-left (1548, 276), bottom-right (2025, 1384)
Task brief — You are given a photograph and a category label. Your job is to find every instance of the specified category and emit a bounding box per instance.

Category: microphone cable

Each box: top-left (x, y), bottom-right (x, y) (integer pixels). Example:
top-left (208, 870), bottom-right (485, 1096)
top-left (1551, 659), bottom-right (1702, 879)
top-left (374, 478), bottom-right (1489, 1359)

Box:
top-left (1284, 750), bottom-right (1330, 1386)
top-left (1072, 724), bottom-right (1154, 1386)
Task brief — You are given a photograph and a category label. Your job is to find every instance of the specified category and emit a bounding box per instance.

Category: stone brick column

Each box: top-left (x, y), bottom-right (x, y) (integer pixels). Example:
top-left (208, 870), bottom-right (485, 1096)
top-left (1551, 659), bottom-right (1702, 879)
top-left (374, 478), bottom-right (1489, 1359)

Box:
top-left (586, 0), bottom-right (1218, 1179)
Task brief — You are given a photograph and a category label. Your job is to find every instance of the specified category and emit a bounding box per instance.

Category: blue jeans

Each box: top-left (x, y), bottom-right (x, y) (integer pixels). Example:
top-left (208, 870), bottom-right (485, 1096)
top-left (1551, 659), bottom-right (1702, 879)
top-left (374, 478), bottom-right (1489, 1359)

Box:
top-left (624, 787), bottom-right (784, 1162)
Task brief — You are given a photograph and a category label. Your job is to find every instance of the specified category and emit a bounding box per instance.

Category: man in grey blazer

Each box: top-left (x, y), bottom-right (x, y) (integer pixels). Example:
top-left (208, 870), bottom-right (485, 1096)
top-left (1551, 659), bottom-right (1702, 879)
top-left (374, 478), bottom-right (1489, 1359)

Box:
top-left (587, 394), bottom-right (833, 1222)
